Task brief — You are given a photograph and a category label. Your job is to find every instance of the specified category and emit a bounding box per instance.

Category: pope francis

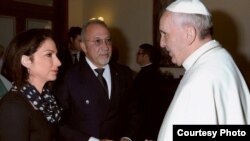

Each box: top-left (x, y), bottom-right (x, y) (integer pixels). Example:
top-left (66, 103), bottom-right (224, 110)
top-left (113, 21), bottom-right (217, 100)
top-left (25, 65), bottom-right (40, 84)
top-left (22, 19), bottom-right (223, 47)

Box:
top-left (157, 0), bottom-right (250, 141)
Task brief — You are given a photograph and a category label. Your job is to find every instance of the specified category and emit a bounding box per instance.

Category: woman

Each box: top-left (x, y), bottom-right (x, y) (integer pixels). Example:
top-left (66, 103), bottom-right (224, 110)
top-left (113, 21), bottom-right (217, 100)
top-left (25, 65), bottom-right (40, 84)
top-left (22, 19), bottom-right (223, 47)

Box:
top-left (0, 29), bottom-right (62, 141)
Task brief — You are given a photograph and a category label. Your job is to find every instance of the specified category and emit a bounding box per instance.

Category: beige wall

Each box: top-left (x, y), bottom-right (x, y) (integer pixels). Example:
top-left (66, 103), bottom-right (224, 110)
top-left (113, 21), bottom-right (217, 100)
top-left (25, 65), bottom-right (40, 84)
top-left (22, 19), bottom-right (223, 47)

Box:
top-left (69, 0), bottom-right (250, 83)
top-left (68, 0), bottom-right (84, 27)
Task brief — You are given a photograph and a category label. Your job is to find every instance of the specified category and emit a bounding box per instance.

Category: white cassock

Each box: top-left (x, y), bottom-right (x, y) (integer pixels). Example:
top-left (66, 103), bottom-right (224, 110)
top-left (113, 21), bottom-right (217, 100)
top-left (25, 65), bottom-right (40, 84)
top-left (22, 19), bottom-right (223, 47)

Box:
top-left (158, 40), bottom-right (250, 141)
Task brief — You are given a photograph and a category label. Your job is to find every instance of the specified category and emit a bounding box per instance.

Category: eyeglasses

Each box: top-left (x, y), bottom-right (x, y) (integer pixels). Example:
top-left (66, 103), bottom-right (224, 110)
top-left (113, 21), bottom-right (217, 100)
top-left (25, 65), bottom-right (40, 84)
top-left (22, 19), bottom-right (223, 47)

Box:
top-left (85, 38), bottom-right (112, 46)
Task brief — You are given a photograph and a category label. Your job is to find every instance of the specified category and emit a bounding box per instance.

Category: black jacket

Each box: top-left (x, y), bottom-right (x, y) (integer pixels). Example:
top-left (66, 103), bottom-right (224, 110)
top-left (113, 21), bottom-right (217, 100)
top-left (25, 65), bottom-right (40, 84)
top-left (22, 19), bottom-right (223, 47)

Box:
top-left (54, 59), bottom-right (141, 141)
top-left (0, 91), bottom-right (57, 141)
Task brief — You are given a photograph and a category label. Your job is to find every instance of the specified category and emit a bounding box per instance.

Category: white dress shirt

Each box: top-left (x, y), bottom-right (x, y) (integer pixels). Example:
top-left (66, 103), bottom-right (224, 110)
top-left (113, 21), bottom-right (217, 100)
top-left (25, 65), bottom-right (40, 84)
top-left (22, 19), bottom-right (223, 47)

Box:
top-left (85, 57), bottom-right (111, 98)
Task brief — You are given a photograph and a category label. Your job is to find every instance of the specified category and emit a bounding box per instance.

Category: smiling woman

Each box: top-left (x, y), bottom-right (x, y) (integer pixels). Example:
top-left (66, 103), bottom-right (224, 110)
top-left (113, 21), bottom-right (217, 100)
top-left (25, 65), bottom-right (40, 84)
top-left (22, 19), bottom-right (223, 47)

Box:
top-left (0, 28), bottom-right (62, 141)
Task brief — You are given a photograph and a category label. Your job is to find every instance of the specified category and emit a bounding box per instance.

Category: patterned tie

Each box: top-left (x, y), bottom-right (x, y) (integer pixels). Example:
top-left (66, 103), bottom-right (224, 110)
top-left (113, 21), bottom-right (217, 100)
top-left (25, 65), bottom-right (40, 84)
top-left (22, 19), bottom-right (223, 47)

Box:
top-left (95, 68), bottom-right (108, 96)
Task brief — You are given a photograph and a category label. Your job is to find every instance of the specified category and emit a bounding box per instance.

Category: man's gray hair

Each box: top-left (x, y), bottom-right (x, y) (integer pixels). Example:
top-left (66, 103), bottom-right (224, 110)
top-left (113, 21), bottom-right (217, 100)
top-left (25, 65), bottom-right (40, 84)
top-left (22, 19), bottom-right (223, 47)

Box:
top-left (81, 19), bottom-right (109, 41)
top-left (175, 13), bottom-right (213, 39)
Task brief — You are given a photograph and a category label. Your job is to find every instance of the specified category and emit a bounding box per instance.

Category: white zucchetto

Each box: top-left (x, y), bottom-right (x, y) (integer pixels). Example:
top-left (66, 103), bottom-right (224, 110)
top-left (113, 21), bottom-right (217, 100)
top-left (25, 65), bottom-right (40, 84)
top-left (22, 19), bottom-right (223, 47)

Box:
top-left (166, 0), bottom-right (211, 16)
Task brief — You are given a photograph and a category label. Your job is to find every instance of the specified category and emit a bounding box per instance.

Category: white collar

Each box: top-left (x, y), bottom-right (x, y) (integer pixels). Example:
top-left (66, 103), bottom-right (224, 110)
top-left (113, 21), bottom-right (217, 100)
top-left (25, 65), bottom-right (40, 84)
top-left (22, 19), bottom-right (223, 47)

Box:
top-left (182, 40), bottom-right (220, 71)
top-left (85, 57), bottom-right (109, 72)
top-left (141, 63), bottom-right (152, 68)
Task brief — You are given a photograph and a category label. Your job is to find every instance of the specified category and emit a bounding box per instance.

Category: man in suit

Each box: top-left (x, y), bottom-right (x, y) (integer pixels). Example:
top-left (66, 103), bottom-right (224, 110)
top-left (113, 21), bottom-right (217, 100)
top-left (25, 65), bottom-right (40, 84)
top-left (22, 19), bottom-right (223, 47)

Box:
top-left (55, 19), bottom-right (141, 141)
top-left (134, 43), bottom-right (167, 141)
top-left (55, 27), bottom-right (85, 86)
top-left (68, 26), bottom-right (85, 64)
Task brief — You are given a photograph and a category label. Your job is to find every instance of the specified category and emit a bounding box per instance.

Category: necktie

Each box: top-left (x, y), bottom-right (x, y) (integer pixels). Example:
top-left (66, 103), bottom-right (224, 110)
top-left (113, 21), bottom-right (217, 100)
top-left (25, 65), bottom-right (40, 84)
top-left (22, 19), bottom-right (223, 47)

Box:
top-left (95, 68), bottom-right (108, 96)
top-left (73, 53), bottom-right (78, 63)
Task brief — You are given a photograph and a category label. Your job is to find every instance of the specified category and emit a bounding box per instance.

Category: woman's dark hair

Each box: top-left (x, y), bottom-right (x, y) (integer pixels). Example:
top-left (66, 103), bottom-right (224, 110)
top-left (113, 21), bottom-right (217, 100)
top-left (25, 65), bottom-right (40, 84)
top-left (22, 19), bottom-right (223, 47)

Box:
top-left (1, 28), bottom-right (53, 87)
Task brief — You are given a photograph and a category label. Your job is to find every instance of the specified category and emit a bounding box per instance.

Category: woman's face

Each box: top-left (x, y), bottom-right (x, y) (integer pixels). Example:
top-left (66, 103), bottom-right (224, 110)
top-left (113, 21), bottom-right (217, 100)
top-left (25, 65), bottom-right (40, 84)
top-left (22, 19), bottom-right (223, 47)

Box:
top-left (27, 38), bottom-right (61, 86)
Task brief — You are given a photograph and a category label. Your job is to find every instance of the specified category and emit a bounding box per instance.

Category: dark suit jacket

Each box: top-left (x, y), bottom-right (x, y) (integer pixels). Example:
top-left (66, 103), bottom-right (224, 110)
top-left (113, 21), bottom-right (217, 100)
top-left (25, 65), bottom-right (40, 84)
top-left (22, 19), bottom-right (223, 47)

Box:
top-left (0, 90), bottom-right (57, 141)
top-left (133, 64), bottom-right (167, 140)
top-left (55, 58), bottom-right (141, 141)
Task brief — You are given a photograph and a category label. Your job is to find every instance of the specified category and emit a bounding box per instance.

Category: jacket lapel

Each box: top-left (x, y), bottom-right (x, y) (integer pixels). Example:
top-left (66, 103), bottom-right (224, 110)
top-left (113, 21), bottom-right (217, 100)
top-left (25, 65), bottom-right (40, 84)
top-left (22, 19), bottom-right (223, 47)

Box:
top-left (79, 59), bottom-right (110, 103)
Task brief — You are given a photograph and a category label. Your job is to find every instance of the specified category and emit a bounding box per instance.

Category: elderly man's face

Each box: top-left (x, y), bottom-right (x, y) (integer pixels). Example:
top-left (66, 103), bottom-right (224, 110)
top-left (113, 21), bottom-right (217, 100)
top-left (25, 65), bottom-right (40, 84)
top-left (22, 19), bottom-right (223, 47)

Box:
top-left (159, 11), bottom-right (188, 66)
top-left (81, 23), bottom-right (112, 68)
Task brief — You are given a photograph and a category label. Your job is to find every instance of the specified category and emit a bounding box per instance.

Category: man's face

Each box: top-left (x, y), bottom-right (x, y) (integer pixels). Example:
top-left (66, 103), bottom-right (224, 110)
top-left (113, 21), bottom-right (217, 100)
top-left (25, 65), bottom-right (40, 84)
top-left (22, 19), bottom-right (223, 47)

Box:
top-left (159, 11), bottom-right (187, 66)
top-left (72, 35), bottom-right (82, 51)
top-left (136, 48), bottom-right (145, 66)
top-left (81, 24), bottom-right (112, 68)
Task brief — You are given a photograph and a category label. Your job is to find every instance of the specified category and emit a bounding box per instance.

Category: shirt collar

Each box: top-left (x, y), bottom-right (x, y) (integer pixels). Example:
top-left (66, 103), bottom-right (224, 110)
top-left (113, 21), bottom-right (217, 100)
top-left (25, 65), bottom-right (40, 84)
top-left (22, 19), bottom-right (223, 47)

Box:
top-left (182, 40), bottom-right (220, 71)
top-left (85, 57), bottom-right (109, 72)
top-left (141, 63), bottom-right (152, 68)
